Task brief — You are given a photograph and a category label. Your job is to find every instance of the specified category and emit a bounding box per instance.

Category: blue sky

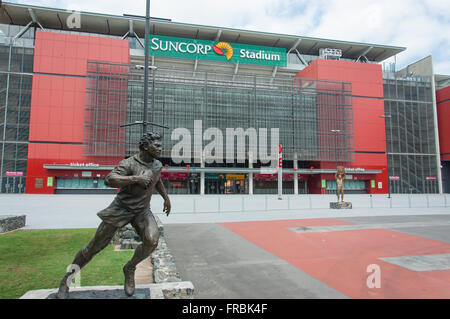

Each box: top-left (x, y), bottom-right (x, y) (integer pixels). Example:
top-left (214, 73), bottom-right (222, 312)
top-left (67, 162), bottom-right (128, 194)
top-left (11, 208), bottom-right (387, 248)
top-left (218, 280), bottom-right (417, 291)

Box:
top-left (7, 0), bottom-right (450, 74)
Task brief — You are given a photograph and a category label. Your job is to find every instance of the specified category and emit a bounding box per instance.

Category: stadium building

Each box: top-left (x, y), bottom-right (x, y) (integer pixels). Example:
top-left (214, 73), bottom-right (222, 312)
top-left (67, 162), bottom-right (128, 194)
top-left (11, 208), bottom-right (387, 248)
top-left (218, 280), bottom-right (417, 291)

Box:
top-left (0, 1), bottom-right (448, 195)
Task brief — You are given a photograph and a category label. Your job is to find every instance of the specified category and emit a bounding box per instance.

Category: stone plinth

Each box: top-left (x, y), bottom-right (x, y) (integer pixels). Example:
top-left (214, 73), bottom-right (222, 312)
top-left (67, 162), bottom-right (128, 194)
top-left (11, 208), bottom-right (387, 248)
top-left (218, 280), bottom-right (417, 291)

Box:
top-left (0, 215), bottom-right (26, 233)
top-left (330, 202), bottom-right (352, 209)
top-left (20, 282), bottom-right (194, 299)
top-left (112, 215), bottom-right (164, 250)
top-left (150, 237), bottom-right (183, 283)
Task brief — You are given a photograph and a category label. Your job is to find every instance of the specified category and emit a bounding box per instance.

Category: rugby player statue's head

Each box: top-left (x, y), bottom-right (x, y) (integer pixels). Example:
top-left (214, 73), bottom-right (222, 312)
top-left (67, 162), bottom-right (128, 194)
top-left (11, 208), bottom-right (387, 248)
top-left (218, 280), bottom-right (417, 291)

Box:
top-left (139, 132), bottom-right (163, 159)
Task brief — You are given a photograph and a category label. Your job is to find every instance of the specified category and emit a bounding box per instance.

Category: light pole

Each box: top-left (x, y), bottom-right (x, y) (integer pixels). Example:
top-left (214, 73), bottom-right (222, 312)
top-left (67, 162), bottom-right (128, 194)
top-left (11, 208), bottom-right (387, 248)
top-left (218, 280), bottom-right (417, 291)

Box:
top-left (120, 4), bottom-right (168, 132)
top-left (380, 114), bottom-right (392, 198)
top-left (330, 129), bottom-right (341, 168)
top-left (330, 129), bottom-right (340, 197)
top-left (143, 0), bottom-right (151, 134)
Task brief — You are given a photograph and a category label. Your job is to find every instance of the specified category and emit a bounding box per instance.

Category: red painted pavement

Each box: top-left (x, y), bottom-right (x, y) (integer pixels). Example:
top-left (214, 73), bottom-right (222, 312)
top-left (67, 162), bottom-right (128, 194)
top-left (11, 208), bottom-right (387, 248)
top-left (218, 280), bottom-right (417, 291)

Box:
top-left (218, 219), bottom-right (450, 298)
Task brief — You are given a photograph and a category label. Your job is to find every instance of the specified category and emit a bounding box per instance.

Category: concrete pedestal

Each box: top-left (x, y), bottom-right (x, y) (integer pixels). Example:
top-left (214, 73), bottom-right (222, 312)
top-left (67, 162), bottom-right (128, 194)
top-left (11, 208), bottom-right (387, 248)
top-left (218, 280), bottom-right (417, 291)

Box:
top-left (330, 202), bottom-right (352, 209)
top-left (20, 282), bottom-right (194, 299)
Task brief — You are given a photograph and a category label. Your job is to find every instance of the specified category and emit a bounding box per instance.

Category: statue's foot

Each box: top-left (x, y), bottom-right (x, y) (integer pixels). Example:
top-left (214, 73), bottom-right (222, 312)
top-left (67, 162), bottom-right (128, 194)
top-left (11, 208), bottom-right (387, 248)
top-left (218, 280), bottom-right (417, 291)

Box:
top-left (56, 274), bottom-right (70, 299)
top-left (123, 263), bottom-right (136, 297)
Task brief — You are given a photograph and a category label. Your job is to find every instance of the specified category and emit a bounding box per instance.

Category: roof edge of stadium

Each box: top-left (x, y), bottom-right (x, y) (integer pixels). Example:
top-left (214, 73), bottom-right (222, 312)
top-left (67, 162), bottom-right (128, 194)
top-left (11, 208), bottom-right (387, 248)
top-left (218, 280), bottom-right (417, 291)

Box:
top-left (1, 1), bottom-right (406, 62)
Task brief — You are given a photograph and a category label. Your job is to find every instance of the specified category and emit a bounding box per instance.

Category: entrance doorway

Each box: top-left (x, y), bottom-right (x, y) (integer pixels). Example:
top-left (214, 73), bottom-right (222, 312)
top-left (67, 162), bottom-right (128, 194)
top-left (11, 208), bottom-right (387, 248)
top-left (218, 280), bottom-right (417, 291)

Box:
top-left (3, 176), bottom-right (25, 193)
top-left (205, 173), bottom-right (225, 194)
top-left (225, 175), bottom-right (247, 194)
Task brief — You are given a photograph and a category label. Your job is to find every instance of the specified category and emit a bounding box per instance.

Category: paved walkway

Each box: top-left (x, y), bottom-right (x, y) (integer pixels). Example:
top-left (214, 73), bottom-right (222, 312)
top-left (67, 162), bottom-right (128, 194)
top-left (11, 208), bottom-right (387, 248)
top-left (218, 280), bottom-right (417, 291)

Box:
top-left (165, 214), bottom-right (450, 298)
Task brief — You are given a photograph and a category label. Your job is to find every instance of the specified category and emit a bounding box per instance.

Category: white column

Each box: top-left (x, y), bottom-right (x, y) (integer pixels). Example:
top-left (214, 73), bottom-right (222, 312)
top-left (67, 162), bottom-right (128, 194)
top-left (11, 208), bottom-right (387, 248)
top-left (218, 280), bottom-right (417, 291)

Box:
top-left (430, 60), bottom-right (443, 194)
top-left (294, 152), bottom-right (298, 195)
top-left (249, 152), bottom-right (253, 195)
top-left (200, 154), bottom-right (205, 195)
top-left (278, 144), bottom-right (282, 200)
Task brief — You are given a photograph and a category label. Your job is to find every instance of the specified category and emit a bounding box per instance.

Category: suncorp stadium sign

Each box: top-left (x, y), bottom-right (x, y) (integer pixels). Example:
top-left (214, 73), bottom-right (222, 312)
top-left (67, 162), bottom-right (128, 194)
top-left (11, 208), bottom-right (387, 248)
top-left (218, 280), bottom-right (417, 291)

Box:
top-left (149, 35), bottom-right (287, 67)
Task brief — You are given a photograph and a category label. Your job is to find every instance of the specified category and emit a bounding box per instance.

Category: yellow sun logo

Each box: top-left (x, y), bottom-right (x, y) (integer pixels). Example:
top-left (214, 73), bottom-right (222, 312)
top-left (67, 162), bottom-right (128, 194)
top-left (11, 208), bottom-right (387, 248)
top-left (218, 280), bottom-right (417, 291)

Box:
top-left (212, 42), bottom-right (233, 60)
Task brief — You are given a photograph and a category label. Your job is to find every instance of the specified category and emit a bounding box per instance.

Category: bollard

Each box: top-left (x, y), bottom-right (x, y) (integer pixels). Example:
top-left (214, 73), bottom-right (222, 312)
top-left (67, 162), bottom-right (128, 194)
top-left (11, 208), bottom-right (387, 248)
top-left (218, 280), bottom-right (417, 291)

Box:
top-left (218, 196), bottom-right (221, 213)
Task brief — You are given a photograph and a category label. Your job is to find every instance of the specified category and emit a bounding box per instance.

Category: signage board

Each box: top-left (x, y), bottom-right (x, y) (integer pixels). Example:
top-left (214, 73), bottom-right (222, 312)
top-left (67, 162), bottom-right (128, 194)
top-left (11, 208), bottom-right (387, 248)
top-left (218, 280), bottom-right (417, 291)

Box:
top-left (205, 173), bottom-right (225, 180)
top-left (149, 35), bottom-right (287, 67)
top-left (5, 171), bottom-right (23, 177)
top-left (253, 173), bottom-right (294, 181)
top-left (161, 172), bottom-right (189, 181)
top-left (226, 174), bottom-right (245, 180)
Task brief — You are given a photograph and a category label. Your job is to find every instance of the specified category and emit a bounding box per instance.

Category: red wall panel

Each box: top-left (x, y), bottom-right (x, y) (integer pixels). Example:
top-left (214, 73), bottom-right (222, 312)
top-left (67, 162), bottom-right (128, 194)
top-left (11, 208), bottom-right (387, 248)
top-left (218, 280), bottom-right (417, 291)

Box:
top-left (437, 86), bottom-right (450, 161)
top-left (29, 75), bottom-right (86, 143)
top-left (296, 59), bottom-right (388, 194)
top-left (352, 97), bottom-right (386, 152)
top-left (27, 31), bottom-right (130, 193)
top-left (33, 30), bottom-right (130, 75)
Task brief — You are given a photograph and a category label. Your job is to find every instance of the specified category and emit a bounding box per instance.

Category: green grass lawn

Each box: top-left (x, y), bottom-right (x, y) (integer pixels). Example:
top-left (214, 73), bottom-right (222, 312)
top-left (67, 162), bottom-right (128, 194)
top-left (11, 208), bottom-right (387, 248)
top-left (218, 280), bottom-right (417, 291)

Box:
top-left (0, 229), bottom-right (134, 299)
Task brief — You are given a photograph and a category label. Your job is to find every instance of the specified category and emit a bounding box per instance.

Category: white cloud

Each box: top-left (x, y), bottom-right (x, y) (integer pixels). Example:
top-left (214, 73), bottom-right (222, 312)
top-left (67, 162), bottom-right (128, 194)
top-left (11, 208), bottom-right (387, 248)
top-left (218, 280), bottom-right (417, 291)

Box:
top-left (8, 0), bottom-right (450, 74)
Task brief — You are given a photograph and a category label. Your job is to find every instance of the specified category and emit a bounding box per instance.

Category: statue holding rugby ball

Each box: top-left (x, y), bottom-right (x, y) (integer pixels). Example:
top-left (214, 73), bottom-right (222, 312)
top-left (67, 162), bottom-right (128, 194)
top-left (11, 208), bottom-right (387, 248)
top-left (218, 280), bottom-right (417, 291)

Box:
top-left (57, 132), bottom-right (171, 298)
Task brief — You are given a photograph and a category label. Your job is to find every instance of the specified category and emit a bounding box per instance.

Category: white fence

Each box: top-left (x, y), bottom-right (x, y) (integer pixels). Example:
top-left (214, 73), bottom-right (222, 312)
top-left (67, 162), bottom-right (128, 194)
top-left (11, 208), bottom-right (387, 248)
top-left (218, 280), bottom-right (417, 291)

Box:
top-left (150, 194), bottom-right (450, 214)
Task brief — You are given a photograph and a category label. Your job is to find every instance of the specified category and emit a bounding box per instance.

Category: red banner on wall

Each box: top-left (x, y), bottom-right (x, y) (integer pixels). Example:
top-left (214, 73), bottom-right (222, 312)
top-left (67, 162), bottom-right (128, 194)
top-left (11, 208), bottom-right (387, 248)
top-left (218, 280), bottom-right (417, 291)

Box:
top-left (161, 172), bottom-right (188, 181)
top-left (253, 173), bottom-right (299, 181)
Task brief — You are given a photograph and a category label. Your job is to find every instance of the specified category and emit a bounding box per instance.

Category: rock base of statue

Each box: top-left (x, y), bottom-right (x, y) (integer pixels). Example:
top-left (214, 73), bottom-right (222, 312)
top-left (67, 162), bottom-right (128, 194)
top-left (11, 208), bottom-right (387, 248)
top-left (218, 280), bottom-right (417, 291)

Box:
top-left (330, 202), bottom-right (352, 209)
top-left (20, 282), bottom-right (194, 299)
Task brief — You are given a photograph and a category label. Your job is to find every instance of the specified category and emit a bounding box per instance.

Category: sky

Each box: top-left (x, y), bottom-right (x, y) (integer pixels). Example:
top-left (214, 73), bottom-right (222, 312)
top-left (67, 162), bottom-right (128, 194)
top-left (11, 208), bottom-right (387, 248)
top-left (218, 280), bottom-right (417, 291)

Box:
top-left (7, 0), bottom-right (450, 74)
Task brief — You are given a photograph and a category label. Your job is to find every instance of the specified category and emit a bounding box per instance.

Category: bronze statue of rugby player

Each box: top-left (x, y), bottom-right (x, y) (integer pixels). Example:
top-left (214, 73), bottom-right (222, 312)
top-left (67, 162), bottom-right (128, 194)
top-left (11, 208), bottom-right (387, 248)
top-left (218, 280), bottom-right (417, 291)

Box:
top-left (57, 132), bottom-right (171, 298)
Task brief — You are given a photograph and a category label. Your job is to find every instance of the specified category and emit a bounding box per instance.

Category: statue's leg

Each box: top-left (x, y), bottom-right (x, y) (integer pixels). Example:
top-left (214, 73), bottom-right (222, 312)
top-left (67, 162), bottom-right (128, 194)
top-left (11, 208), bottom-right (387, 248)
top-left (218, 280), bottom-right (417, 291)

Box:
top-left (57, 222), bottom-right (118, 299)
top-left (123, 212), bottom-right (160, 296)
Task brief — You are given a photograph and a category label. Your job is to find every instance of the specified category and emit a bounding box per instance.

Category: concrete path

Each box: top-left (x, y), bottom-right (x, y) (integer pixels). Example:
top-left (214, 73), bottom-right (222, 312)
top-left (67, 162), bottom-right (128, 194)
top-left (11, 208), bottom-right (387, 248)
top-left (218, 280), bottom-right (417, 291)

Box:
top-left (165, 215), bottom-right (450, 299)
top-left (164, 223), bottom-right (348, 299)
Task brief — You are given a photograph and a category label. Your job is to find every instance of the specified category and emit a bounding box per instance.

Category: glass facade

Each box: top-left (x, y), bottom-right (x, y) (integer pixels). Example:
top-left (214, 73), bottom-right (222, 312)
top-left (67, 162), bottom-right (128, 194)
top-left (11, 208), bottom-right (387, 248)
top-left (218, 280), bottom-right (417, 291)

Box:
top-left (383, 74), bottom-right (439, 193)
top-left (84, 61), bottom-right (354, 167)
top-left (326, 180), bottom-right (366, 194)
top-left (0, 24), bottom-right (34, 193)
